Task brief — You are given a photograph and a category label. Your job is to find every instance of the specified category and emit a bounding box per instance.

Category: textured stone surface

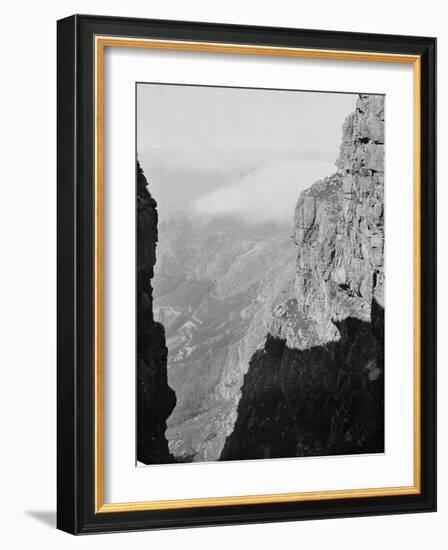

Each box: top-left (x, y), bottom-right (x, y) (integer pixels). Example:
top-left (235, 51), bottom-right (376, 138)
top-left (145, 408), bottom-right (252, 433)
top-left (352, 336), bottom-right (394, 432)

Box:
top-left (136, 161), bottom-right (177, 465)
top-left (221, 95), bottom-right (385, 460)
top-left (290, 93), bottom-right (385, 347)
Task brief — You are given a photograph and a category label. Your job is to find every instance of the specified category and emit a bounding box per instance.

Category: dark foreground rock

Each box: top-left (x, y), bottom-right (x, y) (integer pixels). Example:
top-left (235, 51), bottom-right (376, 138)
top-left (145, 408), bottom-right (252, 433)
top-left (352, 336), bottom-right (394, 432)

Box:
top-left (136, 161), bottom-right (177, 464)
top-left (220, 301), bottom-right (384, 460)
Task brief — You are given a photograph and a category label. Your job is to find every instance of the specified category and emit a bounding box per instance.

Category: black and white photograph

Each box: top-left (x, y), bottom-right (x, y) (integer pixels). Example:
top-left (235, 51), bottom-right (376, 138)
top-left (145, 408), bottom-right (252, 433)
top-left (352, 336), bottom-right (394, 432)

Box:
top-left (136, 84), bottom-right (385, 465)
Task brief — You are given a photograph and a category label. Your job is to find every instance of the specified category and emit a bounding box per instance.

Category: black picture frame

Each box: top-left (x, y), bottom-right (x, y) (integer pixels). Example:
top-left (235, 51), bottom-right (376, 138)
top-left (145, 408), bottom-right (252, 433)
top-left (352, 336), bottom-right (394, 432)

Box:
top-left (57, 14), bottom-right (436, 535)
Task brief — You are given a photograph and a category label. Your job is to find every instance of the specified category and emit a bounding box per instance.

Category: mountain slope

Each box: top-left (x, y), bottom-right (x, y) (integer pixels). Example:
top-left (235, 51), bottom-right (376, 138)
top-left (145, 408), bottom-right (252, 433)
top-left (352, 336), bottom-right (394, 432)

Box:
top-left (154, 217), bottom-right (297, 461)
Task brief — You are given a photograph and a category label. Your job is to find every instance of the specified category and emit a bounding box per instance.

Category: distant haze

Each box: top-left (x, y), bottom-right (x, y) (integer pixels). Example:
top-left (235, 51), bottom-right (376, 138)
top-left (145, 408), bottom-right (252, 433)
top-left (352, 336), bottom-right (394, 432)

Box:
top-left (137, 84), bottom-right (356, 224)
top-left (193, 160), bottom-right (334, 224)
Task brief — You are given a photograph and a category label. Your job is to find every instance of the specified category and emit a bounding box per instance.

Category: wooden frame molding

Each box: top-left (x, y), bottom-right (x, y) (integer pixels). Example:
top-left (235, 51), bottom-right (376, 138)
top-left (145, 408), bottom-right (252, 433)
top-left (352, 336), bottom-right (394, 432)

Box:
top-left (57, 15), bottom-right (436, 534)
top-left (94, 36), bottom-right (422, 514)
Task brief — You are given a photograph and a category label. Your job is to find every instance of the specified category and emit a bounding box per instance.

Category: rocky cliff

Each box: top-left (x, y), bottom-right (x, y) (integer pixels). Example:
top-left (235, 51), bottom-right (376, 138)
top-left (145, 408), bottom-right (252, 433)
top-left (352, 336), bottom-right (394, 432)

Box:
top-left (136, 161), bottom-right (177, 464)
top-left (221, 95), bottom-right (385, 460)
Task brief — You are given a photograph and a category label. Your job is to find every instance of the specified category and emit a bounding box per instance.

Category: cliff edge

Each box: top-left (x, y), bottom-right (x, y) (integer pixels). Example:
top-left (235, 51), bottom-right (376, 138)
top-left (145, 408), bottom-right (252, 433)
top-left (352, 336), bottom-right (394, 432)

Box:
top-left (221, 95), bottom-right (385, 460)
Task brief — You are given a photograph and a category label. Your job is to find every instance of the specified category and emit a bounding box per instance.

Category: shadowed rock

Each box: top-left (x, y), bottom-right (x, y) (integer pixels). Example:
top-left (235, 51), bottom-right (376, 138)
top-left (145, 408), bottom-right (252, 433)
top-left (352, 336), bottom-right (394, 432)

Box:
top-left (220, 301), bottom-right (384, 460)
top-left (136, 161), bottom-right (177, 464)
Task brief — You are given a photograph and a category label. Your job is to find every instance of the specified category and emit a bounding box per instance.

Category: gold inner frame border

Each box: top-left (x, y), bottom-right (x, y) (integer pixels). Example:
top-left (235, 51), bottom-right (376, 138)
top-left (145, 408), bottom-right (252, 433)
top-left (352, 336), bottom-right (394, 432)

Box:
top-left (94, 35), bottom-right (421, 513)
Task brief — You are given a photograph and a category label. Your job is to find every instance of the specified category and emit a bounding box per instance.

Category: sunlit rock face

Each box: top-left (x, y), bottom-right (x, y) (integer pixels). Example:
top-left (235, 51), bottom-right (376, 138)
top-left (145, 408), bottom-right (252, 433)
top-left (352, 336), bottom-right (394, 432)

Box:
top-left (221, 95), bottom-right (385, 460)
top-left (290, 94), bottom-right (385, 347)
top-left (136, 161), bottom-right (177, 465)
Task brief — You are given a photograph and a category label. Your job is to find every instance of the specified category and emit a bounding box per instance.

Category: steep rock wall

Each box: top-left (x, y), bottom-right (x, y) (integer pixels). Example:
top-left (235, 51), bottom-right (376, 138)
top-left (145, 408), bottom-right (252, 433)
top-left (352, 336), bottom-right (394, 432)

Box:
top-left (136, 161), bottom-right (177, 464)
top-left (221, 95), bottom-right (385, 460)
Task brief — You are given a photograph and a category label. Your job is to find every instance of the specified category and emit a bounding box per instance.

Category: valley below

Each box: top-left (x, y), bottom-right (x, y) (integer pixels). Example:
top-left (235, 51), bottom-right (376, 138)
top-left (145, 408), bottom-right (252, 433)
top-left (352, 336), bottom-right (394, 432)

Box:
top-left (153, 216), bottom-right (297, 461)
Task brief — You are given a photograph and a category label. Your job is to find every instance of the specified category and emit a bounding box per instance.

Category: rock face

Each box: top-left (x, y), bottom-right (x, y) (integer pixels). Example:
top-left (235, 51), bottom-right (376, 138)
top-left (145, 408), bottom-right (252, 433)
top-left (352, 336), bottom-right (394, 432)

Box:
top-left (221, 95), bottom-right (385, 460)
top-left (136, 161), bottom-right (177, 464)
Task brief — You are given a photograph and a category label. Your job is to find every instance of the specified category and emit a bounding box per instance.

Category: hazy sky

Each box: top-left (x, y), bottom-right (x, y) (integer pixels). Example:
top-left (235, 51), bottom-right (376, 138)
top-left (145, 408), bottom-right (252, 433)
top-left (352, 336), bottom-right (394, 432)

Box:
top-left (137, 84), bottom-right (357, 224)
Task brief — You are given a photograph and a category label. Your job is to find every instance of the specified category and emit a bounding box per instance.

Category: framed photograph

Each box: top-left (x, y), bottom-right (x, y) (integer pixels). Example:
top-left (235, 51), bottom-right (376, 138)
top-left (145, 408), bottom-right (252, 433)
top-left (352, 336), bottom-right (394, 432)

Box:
top-left (57, 15), bottom-right (436, 534)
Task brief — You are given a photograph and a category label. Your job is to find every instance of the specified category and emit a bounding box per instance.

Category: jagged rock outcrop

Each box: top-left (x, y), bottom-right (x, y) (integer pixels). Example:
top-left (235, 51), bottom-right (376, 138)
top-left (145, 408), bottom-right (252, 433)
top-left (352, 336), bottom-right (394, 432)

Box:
top-left (289, 94), bottom-right (384, 347)
top-left (221, 95), bottom-right (385, 460)
top-left (136, 161), bottom-right (177, 464)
